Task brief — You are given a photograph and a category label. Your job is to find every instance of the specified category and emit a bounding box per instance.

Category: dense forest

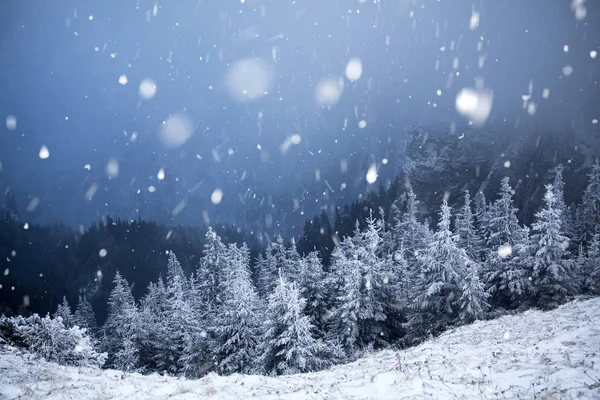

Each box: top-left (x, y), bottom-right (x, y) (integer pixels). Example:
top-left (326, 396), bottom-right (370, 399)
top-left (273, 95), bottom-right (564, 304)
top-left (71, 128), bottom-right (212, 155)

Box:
top-left (1, 128), bottom-right (600, 376)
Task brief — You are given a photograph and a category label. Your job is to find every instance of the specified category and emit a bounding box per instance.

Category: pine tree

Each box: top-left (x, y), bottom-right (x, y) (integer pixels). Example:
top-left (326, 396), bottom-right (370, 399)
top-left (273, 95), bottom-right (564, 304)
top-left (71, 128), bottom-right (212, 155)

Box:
top-left (212, 243), bottom-right (263, 375)
top-left (284, 238), bottom-right (302, 283)
top-left (296, 251), bottom-right (328, 336)
top-left (455, 191), bottom-right (484, 261)
top-left (74, 295), bottom-right (97, 337)
top-left (256, 273), bottom-right (331, 375)
top-left (551, 165), bottom-right (574, 245)
top-left (102, 271), bottom-right (140, 371)
top-left (391, 183), bottom-right (430, 263)
top-left (482, 177), bottom-right (532, 309)
top-left (328, 251), bottom-right (362, 356)
top-left (258, 235), bottom-right (286, 296)
top-left (139, 278), bottom-right (169, 371)
top-left (457, 264), bottom-right (490, 324)
top-left (54, 296), bottom-right (74, 328)
top-left (197, 227), bottom-right (227, 308)
top-left (474, 190), bottom-right (490, 243)
top-left (354, 212), bottom-right (389, 344)
top-left (407, 200), bottom-right (470, 338)
top-left (582, 232), bottom-right (600, 294)
top-left (530, 185), bottom-right (577, 309)
top-left (577, 158), bottom-right (600, 245)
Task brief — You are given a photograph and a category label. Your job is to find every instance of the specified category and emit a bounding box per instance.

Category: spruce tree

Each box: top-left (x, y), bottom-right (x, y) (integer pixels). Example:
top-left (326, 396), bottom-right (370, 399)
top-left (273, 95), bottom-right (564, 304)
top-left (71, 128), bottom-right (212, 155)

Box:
top-left (212, 243), bottom-right (263, 375)
top-left (407, 200), bottom-right (469, 337)
top-left (197, 227), bottom-right (227, 308)
top-left (296, 251), bottom-right (328, 336)
top-left (576, 158), bottom-right (600, 245)
top-left (583, 232), bottom-right (600, 294)
top-left (530, 185), bottom-right (577, 309)
top-left (256, 273), bottom-right (331, 375)
top-left (454, 190), bottom-right (484, 261)
top-left (457, 264), bottom-right (490, 324)
top-left (482, 177), bottom-right (532, 309)
top-left (74, 295), bottom-right (97, 337)
top-left (54, 296), bottom-right (74, 328)
top-left (102, 271), bottom-right (140, 371)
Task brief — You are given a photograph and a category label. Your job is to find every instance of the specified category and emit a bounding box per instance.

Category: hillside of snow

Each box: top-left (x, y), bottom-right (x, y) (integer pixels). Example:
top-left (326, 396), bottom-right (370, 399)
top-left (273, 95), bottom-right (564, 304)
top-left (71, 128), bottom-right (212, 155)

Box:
top-left (1, 297), bottom-right (600, 400)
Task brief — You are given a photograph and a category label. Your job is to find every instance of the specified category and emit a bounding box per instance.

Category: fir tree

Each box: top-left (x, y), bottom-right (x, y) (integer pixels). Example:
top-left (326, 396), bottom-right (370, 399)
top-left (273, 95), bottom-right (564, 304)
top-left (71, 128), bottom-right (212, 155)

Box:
top-left (54, 296), bottom-right (74, 328)
top-left (391, 183), bottom-right (430, 264)
top-left (454, 191), bottom-right (484, 261)
top-left (482, 177), bottom-right (532, 309)
top-left (197, 227), bottom-right (227, 308)
top-left (297, 251), bottom-right (328, 336)
top-left (582, 232), bottom-right (600, 294)
top-left (407, 200), bottom-right (470, 338)
top-left (212, 243), bottom-right (263, 375)
top-left (74, 295), bottom-right (97, 337)
top-left (256, 273), bottom-right (331, 375)
top-left (530, 185), bottom-right (577, 309)
top-left (576, 158), bottom-right (600, 245)
top-left (474, 190), bottom-right (491, 244)
top-left (456, 264), bottom-right (490, 324)
top-left (102, 271), bottom-right (140, 371)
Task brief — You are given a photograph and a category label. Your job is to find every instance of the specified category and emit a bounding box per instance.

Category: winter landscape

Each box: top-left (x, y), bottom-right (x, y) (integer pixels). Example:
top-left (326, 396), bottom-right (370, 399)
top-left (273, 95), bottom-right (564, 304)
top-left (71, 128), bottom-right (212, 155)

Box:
top-left (1, 0), bottom-right (600, 399)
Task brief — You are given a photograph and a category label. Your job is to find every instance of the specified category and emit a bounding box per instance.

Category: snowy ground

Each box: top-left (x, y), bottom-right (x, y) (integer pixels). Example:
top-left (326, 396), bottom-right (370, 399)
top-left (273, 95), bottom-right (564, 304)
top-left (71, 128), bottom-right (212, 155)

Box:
top-left (1, 298), bottom-right (599, 400)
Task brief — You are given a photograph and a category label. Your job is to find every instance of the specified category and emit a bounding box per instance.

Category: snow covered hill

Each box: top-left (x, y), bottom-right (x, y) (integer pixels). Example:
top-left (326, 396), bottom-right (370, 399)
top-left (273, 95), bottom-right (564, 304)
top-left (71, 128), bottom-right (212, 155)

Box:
top-left (1, 297), bottom-right (599, 400)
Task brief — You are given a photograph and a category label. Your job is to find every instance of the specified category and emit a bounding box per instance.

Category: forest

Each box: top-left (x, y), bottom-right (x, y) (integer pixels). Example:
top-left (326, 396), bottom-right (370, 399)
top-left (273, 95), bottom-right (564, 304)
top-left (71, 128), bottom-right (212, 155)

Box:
top-left (1, 129), bottom-right (600, 375)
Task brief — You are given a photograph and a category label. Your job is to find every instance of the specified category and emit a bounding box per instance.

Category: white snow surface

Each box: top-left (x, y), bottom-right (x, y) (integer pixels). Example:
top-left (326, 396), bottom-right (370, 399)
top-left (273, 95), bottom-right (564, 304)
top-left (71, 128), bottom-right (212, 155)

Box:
top-left (1, 297), bottom-right (599, 399)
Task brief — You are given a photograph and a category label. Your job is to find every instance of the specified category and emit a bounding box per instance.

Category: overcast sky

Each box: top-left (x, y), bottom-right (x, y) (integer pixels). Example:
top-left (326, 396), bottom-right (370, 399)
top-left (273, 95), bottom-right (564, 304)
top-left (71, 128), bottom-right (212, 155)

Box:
top-left (0, 0), bottom-right (598, 235)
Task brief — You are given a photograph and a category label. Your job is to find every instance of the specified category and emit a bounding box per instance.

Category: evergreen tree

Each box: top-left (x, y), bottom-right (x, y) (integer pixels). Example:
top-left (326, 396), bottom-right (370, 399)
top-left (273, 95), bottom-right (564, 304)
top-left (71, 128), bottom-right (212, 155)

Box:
top-left (354, 212), bottom-right (389, 344)
top-left (391, 183), bottom-right (430, 263)
top-left (576, 158), bottom-right (600, 245)
top-left (296, 251), bottom-right (328, 336)
top-left (454, 191), bottom-right (484, 261)
top-left (102, 271), bottom-right (140, 371)
top-left (212, 243), bottom-right (263, 375)
top-left (256, 274), bottom-right (331, 375)
top-left (530, 185), bottom-right (577, 309)
top-left (456, 264), bottom-right (490, 324)
top-left (406, 200), bottom-right (469, 338)
top-left (74, 295), bottom-right (97, 337)
top-left (197, 227), bottom-right (227, 308)
top-left (54, 296), bottom-right (74, 328)
top-left (258, 235), bottom-right (286, 296)
top-left (582, 232), bottom-right (600, 294)
top-left (482, 177), bottom-right (532, 309)
top-left (474, 190), bottom-right (491, 243)
top-left (139, 278), bottom-right (169, 371)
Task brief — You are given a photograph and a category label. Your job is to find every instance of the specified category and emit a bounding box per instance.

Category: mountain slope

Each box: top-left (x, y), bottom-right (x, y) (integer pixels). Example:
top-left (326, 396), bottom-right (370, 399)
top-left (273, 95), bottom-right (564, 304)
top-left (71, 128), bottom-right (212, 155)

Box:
top-left (1, 297), bottom-right (600, 399)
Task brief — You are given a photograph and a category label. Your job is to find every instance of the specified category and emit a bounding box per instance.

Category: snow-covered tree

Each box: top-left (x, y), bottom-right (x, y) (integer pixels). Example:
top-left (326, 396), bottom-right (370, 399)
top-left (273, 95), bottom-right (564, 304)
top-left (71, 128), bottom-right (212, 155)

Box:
top-left (196, 227), bottom-right (227, 308)
top-left (456, 265), bottom-right (489, 324)
top-left (296, 251), bottom-right (328, 336)
top-left (139, 278), bottom-right (169, 371)
top-left (328, 250), bottom-right (362, 356)
top-left (582, 232), bottom-right (600, 294)
top-left (256, 273), bottom-right (332, 375)
top-left (354, 212), bottom-right (389, 344)
top-left (406, 200), bottom-right (470, 338)
top-left (54, 296), bottom-right (74, 328)
top-left (530, 185), bottom-right (577, 309)
top-left (482, 177), bottom-right (532, 309)
top-left (212, 243), bottom-right (263, 375)
top-left (10, 314), bottom-right (106, 368)
top-left (391, 183), bottom-right (430, 263)
top-left (102, 271), bottom-right (140, 371)
top-left (551, 164), bottom-right (574, 243)
top-left (257, 235), bottom-right (287, 297)
top-left (576, 159), bottom-right (600, 245)
top-left (454, 191), bottom-right (484, 261)
top-left (74, 295), bottom-right (97, 337)
top-left (474, 190), bottom-right (491, 244)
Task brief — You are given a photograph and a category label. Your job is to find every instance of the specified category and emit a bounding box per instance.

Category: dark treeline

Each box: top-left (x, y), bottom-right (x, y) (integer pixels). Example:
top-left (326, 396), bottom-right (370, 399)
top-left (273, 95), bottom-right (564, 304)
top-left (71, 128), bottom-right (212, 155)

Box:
top-left (0, 215), bottom-right (262, 323)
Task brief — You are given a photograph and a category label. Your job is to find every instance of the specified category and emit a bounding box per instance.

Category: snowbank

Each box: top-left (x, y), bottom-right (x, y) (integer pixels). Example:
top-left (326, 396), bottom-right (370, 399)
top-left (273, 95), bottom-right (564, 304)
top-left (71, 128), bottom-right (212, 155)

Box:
top-left (1, 297), bottom-right (599, 399)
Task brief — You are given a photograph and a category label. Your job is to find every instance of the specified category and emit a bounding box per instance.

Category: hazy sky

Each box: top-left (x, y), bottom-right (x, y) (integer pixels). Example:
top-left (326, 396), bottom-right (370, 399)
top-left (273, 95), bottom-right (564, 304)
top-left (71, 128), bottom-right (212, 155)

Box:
top-left (0, 0), bottom-right (598, 235)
